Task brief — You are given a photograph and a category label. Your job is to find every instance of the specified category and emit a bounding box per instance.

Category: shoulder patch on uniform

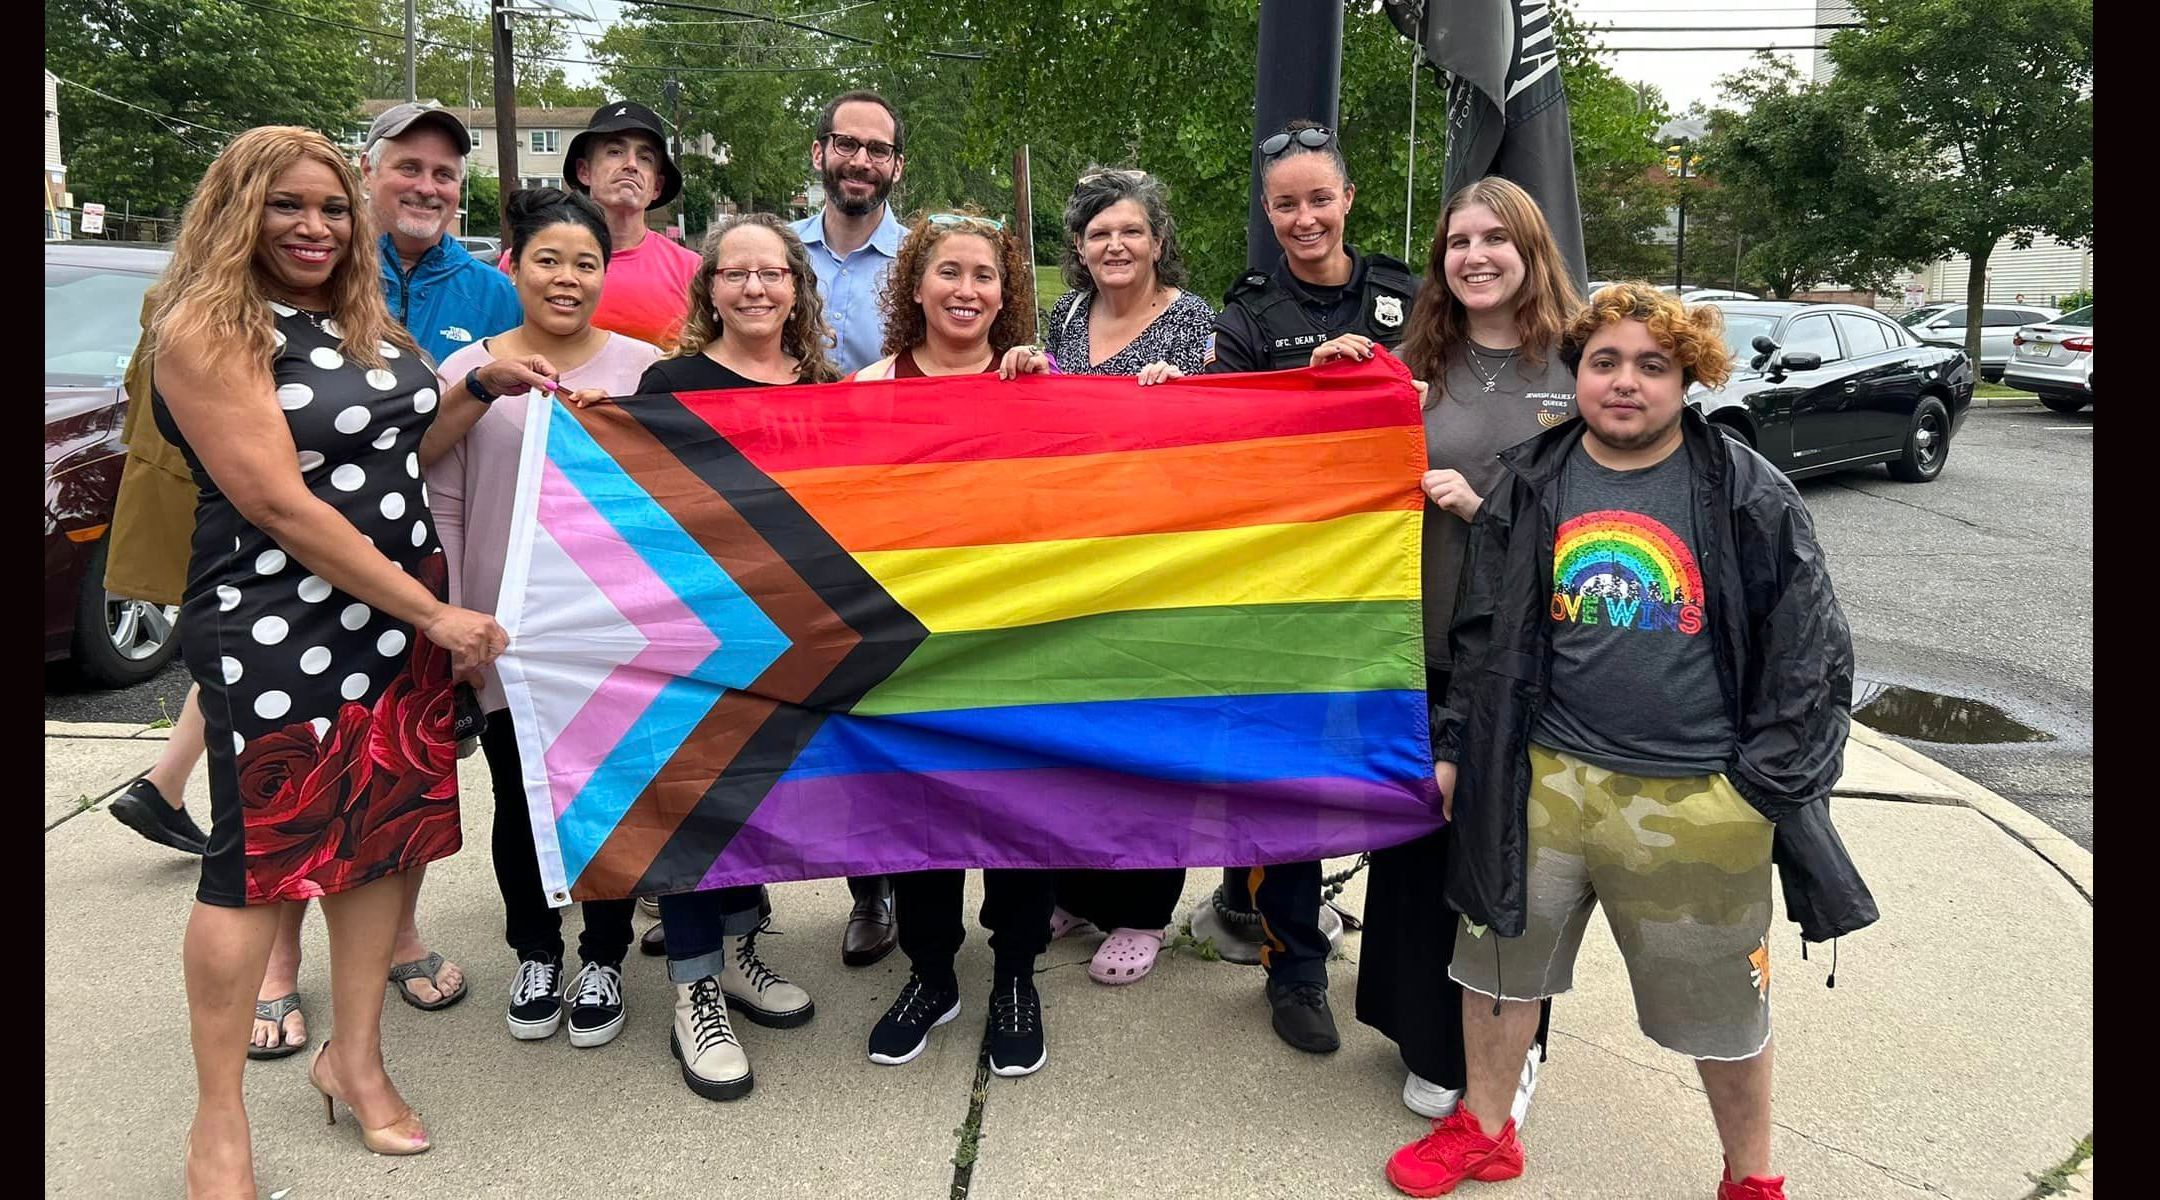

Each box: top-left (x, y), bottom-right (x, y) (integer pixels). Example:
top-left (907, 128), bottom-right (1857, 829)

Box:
top-left (1202, 332), bottom-right (1217, 366)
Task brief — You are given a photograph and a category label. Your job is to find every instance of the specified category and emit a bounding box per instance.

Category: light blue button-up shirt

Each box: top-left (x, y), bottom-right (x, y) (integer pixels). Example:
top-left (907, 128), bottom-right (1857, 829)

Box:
top-left (792, 206), bottom-right (905, 375)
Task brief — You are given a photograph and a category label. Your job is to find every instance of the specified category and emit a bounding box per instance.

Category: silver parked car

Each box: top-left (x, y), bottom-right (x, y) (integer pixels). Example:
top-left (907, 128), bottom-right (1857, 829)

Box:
top-left (1897, 302), bottom-right (2060, 381)
top-left (2003, 305), bottom-right (2093, 413)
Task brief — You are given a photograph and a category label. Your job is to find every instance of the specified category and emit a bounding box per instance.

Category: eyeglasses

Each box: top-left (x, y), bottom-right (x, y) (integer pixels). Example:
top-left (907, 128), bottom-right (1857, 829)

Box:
top-left (1259, 126), bottom-right (1336, 157)
top-left (927, 212), bottom-right (1005, 231)
top-left (715, 267), bottom-right (793, 287)
top-left (820, 133), bottom-right (898, 164)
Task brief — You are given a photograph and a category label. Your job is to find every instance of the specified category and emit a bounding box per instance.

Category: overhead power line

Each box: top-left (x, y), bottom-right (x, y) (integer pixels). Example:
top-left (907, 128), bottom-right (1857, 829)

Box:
top-left (54, 75), bottom-right (239, 138)
top-left (1589, 23), bottom-right (1861, 32)
top-left (613, 0), bottom-right (989, 60)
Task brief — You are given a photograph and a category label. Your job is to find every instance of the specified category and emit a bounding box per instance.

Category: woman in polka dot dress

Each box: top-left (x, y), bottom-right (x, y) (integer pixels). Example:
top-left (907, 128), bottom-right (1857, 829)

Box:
top-left (148, 128), bottom-right (513, 1194)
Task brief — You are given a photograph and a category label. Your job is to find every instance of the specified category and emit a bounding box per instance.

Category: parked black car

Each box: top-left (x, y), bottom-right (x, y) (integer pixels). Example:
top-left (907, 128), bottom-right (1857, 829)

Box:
top-left (1688, 301), bottom-right (1975, 483)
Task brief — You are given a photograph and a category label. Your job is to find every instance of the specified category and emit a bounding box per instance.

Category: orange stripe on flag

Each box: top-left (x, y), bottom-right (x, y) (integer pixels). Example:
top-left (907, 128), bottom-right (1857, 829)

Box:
top-left (768, 426), bottom-right (1424, 551)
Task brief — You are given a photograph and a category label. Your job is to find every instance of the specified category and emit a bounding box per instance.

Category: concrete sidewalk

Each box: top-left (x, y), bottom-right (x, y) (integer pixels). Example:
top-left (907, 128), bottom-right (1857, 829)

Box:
top-left (44, 722), bottom-right (2092, 1199)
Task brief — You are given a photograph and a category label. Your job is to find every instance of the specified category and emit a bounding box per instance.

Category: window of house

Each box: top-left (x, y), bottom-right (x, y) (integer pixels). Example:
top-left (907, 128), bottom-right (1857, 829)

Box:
top-left (530, 129), bottom-right (559, 154)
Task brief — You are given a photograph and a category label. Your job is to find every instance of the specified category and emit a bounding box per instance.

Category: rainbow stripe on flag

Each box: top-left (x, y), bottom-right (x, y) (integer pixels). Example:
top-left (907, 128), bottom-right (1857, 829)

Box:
top-left (496, 352), bottom-right (1438, 904)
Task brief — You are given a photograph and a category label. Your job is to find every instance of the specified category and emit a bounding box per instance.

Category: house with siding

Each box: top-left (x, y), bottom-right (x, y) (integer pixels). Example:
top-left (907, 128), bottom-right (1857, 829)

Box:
top-left (45, 70), bottom-right (70, 240)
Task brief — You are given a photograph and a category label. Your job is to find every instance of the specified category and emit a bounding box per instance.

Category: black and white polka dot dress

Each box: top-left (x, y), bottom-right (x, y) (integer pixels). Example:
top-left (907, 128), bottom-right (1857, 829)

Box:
top-left (153, 304), bottom-right (463, 907)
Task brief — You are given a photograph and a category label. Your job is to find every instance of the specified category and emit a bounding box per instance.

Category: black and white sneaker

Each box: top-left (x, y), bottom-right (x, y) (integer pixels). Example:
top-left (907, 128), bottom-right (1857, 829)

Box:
top-left (867, 974), bottom-right (961, 1066)
top-left (109, 779), bottom-right (207, 855)
top-left (986, 974), bottom-right (1046, 1077)
top-left (507, 954), bottom-right (564, 1040)
top-left (564, 961), bottom-right (625, 1048)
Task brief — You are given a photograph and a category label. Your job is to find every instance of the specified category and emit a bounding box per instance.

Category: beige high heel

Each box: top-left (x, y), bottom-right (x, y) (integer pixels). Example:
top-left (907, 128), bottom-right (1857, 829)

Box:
top-left (308, 1040), bottom-right (432, 1156)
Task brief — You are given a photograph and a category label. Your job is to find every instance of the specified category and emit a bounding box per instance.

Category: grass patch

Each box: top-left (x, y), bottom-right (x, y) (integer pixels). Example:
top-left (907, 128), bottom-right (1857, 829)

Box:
top-left (1162, 919), bottom-right (1224, 962)
top-left (1030, 266), bottom-right (1067, 324)
top-left (1977, 381), bottom-right (2038, 400)
top-left (2022, 1134), bottom-right (2093, 1198)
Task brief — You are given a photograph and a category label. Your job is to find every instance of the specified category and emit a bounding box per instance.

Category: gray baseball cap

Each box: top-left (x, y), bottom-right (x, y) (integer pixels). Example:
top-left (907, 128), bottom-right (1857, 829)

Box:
top-left (364, 102), bottom-right (472, 156)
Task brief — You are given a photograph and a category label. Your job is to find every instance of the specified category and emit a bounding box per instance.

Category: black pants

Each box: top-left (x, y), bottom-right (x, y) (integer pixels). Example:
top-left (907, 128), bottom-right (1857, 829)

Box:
top-left (893, 868), bottom-right (1056, 984)
top-left (850, 874), bottom-right (890, 901)
top-left (1352, 667), bottom-right (1552, 1087)
top-left (1250, 859), bottom-right (1329, 986)
top-left (485, 711), bottom-right (635, 967)
top-left (1051, 867), bottom-right (1185, 932)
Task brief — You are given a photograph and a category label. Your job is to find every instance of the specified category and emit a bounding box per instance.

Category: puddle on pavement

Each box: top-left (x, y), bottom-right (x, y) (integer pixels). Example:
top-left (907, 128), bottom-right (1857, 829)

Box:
top-left (1852, 681), bottom-right (2054, 744)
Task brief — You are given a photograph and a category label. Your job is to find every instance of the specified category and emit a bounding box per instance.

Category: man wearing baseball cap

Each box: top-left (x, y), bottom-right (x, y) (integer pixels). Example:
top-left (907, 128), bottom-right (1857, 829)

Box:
top-left (363, 101), bottom-right (522, 364)
top-left (561, 100), bottom-right (701, 350)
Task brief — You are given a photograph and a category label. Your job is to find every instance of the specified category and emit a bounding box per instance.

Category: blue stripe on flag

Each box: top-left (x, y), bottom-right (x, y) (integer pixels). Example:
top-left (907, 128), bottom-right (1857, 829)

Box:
top-left (786, 691), bottom-right (1429, 786)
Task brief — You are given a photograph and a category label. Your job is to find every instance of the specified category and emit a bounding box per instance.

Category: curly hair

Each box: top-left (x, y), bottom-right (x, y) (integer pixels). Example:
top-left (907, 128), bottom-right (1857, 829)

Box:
top-left (879, 209), bottom-right (1036, 360)
top-left (149, 126), bottom-right (414, 373)
top-left (1561, 281), bottom-right (1734, 389)
top-left (671, 213), bottom-right (840, 383)
top-left (1058, 167), bottom-right (1187, 293)
top-left (1399, 176), bottom-right (1581, 391)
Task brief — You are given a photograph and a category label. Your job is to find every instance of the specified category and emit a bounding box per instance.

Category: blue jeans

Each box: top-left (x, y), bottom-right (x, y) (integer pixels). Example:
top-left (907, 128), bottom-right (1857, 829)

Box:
top-left (657, 886), bottom-right (764, 984)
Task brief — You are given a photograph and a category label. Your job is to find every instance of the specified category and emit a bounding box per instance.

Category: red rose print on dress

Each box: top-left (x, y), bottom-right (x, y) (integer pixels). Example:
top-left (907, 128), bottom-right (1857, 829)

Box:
top-left (244, 703), bottom-right (375, 901)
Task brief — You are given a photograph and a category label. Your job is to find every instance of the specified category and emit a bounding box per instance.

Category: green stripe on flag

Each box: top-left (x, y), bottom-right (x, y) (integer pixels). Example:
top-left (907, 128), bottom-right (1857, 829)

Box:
top-left (854, 601), bottom-right (1424, 715)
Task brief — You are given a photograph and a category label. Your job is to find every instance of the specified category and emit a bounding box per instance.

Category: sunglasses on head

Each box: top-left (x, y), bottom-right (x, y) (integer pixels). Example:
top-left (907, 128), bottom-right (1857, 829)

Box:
top-left (1080, 167), bottom-right (1146, 184)
top-left (927, 212), bottom-right (1006, 231)
top-left (1259, 126), bottom-right (1335, 157)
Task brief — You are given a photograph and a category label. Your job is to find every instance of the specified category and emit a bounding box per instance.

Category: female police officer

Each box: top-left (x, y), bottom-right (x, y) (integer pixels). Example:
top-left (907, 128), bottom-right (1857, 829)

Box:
top-left (1194, 120), bottom-right (1420, 1056)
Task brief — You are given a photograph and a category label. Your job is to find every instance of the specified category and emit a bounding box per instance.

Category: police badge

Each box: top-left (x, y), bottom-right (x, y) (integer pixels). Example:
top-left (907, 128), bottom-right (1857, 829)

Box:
top-left (1373, 295), bottom-right (1404, 329)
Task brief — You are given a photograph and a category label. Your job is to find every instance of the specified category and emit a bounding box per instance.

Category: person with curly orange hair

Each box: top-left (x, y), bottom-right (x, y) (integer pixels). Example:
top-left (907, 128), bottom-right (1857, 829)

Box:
top-left (1387, 282), bottom-right (1876, 1200)
top-left (846, 210), bottom-right (1036, 381)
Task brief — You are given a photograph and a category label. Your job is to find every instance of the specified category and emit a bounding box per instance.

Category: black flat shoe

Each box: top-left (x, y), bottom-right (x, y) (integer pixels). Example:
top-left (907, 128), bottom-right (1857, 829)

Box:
top-left (109, 779), bottom-right (207, 855)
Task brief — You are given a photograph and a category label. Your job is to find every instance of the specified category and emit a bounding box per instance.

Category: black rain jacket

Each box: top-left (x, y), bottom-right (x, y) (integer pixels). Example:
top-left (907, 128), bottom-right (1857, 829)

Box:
top-left (1431, 407), bottom-right (1879, 944)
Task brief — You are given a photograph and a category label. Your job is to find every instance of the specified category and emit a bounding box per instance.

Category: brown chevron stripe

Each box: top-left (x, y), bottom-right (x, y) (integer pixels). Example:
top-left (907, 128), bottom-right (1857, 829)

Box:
top-left (569, 689), bottom-right (781, 901)
top-left (565, 404), bottom-right (863, 894)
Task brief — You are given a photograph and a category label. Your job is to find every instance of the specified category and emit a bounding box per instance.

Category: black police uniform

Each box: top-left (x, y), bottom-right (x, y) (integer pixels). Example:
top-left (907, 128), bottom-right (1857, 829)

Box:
top-left (1204, 246), bottom-right (1420, 990)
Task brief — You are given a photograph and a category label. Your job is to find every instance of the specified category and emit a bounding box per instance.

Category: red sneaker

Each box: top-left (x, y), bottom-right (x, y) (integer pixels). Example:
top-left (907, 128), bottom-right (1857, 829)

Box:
top-left (1384, 1106), bottom-right (1526, 1197)
top-left (1718, 1160), bottom-right (1788, 1199)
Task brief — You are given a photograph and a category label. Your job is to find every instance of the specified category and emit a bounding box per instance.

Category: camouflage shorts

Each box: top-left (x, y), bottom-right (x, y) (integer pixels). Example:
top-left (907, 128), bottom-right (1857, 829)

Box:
top-left (1449, 744), bottom-right (1775, 1061)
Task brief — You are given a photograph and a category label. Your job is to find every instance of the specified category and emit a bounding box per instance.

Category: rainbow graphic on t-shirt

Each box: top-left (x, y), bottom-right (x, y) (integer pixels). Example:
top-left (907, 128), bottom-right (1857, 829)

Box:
top-left (1550, 509), bottom-right (1705, 634)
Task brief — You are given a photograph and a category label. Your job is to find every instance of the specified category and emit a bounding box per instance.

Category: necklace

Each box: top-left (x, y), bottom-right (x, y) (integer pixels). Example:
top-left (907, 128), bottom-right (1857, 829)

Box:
top-left (1466, 344), bottom-right (1520, 393)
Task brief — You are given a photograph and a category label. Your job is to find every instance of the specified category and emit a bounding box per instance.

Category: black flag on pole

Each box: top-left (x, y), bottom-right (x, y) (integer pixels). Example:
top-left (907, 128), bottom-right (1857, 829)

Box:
top-left (1383, 0), bottom-right (1590, 293)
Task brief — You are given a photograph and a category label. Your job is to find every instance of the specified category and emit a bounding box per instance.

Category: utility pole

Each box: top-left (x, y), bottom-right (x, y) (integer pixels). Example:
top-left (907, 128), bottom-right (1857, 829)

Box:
top-left (1246, 0), bottom-right (1343, 271)
top-left (1012, 145), bottom-right (1035, 302)
top-left (664, 74), bottom-right (684, 236)
top-left (404, 0), bottom-right (418, 102)
top-left (1670, 138), bottom-right (1690, 292)
top-left (491, 0), bottom-right (521, 244)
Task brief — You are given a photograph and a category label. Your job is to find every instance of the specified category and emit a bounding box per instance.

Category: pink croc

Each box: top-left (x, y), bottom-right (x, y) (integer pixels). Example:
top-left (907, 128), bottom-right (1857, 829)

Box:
top-left (1089, 928), bottom-right (1166, 985)
top-left (1048, 906), bottom-right (1095, 942)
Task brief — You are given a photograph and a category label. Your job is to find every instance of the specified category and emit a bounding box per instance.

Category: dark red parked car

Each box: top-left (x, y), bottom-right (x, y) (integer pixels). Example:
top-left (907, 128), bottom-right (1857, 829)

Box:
top-left (45, 241), bottom-right (180, 687)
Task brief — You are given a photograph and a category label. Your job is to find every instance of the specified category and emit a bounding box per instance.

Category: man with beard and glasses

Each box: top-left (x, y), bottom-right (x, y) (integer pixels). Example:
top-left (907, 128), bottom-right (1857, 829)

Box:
top-left (559, 101), bottom-right (701, 350)
top-left (364, 102), bottom-right (521, 363)
top-left (792, 90), bottom-right (908, 376)
top-left (1386, 283), bottom-right (1874, 1200)
top-left (788, 89), bottom-right (909, 970)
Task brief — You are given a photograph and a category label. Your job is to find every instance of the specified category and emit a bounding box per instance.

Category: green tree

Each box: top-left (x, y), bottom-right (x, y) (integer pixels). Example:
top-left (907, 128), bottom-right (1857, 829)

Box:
top-left (350, 0), bottom-right (599, 108)
top-left (1829, 0), bottom-right (2092, 361)
top-left (1562, 24), bottom-right (1671, 282)
top-left (47, 0), bottom-right (368, 216)
top-left (1682, 55), bottom-right (1926, 298)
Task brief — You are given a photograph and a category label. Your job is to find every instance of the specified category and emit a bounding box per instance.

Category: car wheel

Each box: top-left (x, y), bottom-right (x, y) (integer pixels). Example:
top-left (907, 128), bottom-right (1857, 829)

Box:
top-left (2040, 394), bottom-right (2089, 414)
top-left (70, 538), bottom-right (182, 688)
top-left (1886, 396), bottom-right (1951, 483)
top-left (1982, 368), bottom-right (2003, 383)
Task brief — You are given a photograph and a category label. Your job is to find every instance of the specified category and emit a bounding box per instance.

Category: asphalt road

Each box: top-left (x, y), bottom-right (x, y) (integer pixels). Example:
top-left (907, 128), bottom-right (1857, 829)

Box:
top-left (45, 404), bottom-right (2096, 848)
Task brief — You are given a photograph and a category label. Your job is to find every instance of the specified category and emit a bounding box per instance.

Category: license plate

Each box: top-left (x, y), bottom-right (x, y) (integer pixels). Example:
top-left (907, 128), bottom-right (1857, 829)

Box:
top-left (2026, 344), bottom-right (2054, 358)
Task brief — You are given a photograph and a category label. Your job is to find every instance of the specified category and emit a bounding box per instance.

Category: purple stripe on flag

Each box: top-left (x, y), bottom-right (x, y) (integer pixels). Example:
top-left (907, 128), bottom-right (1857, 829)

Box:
top-left (537, 461), bottom-right (720, 813)
top-left (687, 767), bottom-right (1442, 890)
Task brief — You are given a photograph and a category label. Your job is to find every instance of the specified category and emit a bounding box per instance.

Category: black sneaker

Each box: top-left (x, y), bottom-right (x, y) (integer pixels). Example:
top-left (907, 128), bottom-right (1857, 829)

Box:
top-left (506, 954), bottom-right (564, 1040)
top-left (867, 973), bottom-right (961, 1066)
top-left (109, 779), bottom-right (207, 855)
top-left (1266, 978), bottom-right (1340, 1054)
top-left (564, 961), bottom-right (625, 1048)
top-left (986, 974), bottom-right (1046, 1077)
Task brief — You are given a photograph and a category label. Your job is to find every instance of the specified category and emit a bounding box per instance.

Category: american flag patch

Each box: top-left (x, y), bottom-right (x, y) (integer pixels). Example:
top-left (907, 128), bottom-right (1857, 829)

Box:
top-left (1202, 333), bottom-right (1216, 367)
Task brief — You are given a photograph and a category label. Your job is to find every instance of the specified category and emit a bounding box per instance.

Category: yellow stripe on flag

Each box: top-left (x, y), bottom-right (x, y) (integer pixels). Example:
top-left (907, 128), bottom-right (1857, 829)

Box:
top-left (852, 510), bottom-right (1420, 633)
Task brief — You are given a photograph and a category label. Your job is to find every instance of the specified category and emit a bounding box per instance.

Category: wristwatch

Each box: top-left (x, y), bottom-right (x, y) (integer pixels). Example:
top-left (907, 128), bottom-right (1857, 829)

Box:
top-left (462, 365), bottom-right (499, 405)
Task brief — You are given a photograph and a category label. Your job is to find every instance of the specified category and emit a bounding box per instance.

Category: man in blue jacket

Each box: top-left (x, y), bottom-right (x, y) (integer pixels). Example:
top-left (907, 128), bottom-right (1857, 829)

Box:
top-left (361, 102), bottom-right (521, 364)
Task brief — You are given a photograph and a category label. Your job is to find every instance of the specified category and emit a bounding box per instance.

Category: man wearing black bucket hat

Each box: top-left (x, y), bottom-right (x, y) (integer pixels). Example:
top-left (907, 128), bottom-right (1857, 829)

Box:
top-left (563, 100), bottom-right (701, 349)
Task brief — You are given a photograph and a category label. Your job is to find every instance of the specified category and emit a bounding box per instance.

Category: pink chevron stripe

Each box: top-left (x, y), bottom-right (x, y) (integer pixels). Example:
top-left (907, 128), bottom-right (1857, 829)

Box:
top-left (537, 460), bottom-right (721, 813)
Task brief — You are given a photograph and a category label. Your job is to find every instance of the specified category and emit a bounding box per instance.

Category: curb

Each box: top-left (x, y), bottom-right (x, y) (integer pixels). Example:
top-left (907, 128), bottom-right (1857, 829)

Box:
top-left (44, 719), bottom-right (172, 740)
top-left (1970, 394), bottom-right (2043, 409)
top-left (1847, 724), bottom-right (2093, 902)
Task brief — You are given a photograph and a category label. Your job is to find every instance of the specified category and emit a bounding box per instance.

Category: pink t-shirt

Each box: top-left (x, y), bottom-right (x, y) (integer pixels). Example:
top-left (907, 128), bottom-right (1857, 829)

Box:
top-left (429, 331), bottom-right (662, 713)
top-left (499, 232), bottom-right (702, 351)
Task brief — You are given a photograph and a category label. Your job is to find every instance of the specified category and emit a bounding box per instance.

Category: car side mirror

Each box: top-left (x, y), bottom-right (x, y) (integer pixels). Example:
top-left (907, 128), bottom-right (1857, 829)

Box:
top-left (1926, 320), bottom-right (1950, 331)
top-left (1781, 351), bottom-right (1824, 372)
top-left (1749, 334), bottom-right (1777, 372)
